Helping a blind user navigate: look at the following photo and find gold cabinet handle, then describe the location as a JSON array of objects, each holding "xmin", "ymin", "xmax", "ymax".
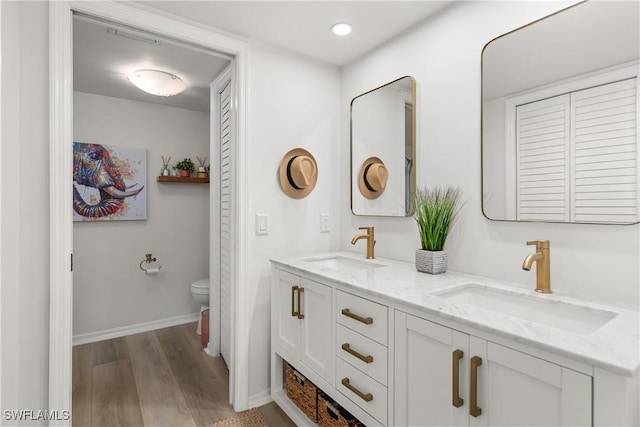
[
  {"xmin": 297, "ymin": 287, "xmax": 305, "ymax": 319},
  {"xmin": 291, "ymin": 286, "xmax": 299, "ymax": 317},
  {"xmin": 470, "ymin": 356, "xmax": 482, "ymax": 417},
  {"xmin": 341, "ymin": 308, "xmax": 373, "ymax": 325},
  {"xmin": 341, "ymin": 378, "xmax": 373, "ymax": 402},
  {"xmin": 452, "ymin": 349, "xmax": 464, "ymax": 408},
  {"xmin": 341, "ymin": 343, "xmax": 373, "ymax": 364}
]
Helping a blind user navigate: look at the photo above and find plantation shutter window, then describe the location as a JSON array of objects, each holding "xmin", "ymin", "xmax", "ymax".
[
  {"xmin": 516, "ymin": 94, "xmax": 571, "ymax": 221},
  {"xmin": 571, "ymin": 78, "xmax": 638, "ymax": 223},
  {"xmin": 514, "ymin": 77, "xmax": 638, "ymax": 223}
]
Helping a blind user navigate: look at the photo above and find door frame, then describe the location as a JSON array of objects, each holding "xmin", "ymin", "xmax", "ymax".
[{"xmin": 49, "ymin": 1, "xmax": 251, "ymax": 420}]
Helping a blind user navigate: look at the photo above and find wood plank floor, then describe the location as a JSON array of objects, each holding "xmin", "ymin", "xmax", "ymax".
[{"xmin": 72, "ymin": 322, "xmax": 295, "ymax": 427}]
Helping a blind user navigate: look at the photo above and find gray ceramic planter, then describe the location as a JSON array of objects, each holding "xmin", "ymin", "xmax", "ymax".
[{"xmin": 415, "ymin": 249, "xmax": 447, "ymax": 274}]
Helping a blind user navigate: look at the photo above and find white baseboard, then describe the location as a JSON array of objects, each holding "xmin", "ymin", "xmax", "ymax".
[
  {"xmin": 248, "ymin": 389, "xmax": 273, "ymax": 409},
  {"xmin": 72, "ymin": 312, "xmax": 200, "ymax": 346}
]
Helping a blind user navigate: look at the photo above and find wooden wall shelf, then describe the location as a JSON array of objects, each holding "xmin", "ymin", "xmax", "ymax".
[{"xmin": 157, "ymin": 176, "xmax": 209, "ymax": 184}]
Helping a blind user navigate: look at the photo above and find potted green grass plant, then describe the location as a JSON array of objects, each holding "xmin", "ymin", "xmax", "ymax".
[{"xmin": 413, "ymin": 185, "xmax": 462, "ymax": 274}]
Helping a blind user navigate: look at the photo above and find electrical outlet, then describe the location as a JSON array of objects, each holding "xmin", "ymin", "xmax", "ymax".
[{"xmin": 320, "ymin": 214, "xmax": 330, "ymax": 233}]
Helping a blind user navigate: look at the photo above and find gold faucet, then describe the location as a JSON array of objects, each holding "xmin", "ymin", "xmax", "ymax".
[
  {"xmin": 522, "ymin": 240, "xmax": 551, "ymax": 293},
  {"xmin": 351, "ymin": 226, "xmax": 375, "ymax": 259}
]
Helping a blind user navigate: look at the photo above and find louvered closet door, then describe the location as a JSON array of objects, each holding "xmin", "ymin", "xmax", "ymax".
[
  {"xmin": 219, "ymin": 81, "xmax": 232, "ymax": 365},
  {"xmin": 516, "ymin": 94, "xmax": 571, "ymax": 221},
  {"xmin": 571, "ymin": 78, "xmax": 638, "ymax": 223}
]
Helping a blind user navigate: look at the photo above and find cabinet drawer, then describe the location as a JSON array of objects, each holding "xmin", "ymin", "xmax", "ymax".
[
  {"xmin": 336, "ymin": 324, "xmax": 387, "ymax": 386},
  {"xmin": 336, "ymin": 291, "xmax": 388, "ymax": 345},
  {"xmin": 336, "ymin": 358, "xmax": 387, "ymax": 425}
]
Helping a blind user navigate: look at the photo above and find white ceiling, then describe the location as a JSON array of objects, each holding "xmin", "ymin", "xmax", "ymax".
[
  {"xmin": 138, "ymin": 1, "xmax": 452, "ymax": 66},
  {"xmin": 73, "ymin": 1, "xmax": 452, "ymax": 112}
]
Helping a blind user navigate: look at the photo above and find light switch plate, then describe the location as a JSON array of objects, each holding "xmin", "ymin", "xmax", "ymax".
[
  {"xmin": 320, "ymin": 214, "xmax": 330, "ymax": 233},
  {"xmin": 256, "ymin": 214, "xmax": 269, "ymax": 235}
]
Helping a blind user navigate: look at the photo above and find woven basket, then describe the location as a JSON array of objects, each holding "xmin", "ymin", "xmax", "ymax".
[
  {"xmin": 318, "ymin": 392, "xmax": 365, "ymax": 427},
  {"xmin": 285, "ymin": 363, "xmax": 319, "ymax": 422}
]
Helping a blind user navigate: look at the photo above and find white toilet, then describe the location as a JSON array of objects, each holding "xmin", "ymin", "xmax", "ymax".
[{"xmin": 190, "ymin": 278, "xmax": 210, "ymax": 335}]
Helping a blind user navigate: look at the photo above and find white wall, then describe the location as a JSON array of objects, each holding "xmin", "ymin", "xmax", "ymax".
[
  {"xmin": 245, "ymin": 43, "xmax": 340, "ymax": 401},
  {"xmin": 73, "ymin": 91, "xmax": 208, "ymax": 336},
  {"xmin": 340, "ymin": 1, "xmax": 640, "ymax": 309},
  {"xmin": 1, "ymin": 1, "xmax": 49, "ymax": 420}
]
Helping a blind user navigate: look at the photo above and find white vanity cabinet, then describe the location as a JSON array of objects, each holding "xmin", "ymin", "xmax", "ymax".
[
  {"xmin": 394, "ymin": 310, "xmax": 592, "ymax": 427},
  {"xmin": 272, "ymin": 268, "xmax": 333, "ymax": 381},
  {"xmin": 271, "ymin": 267, "xmax": 387, "ymax": 427},
  {"xmin": 271, "ymin": 254, "xmax": 639, "ymax": 427}
]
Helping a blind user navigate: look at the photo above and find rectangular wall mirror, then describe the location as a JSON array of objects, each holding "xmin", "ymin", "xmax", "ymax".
[
  {"xmin": 482, "ymin": 1, "xmax": 639, "ymax": 224},
  {"xmin": 351, "ymin": 76, "xmax": 416, "ymax": 216}
]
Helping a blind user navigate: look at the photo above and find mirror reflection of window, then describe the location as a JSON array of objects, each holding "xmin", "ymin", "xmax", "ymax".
[
  {"xmin": 514, "ymin": 78, "xmax": 637, "ymax": 223},
  {"xmin": 482, "ymin": 1, "xmax": 639, "ymax": 224}
]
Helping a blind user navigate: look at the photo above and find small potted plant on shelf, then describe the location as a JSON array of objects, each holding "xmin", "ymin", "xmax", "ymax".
[
  {"xmin": 175, "ymin": 158, "xmax": 195, "ymax": 178},
  {"xmin": 413, "ymin": 185, "xmax": 462, "ymax": 274}
]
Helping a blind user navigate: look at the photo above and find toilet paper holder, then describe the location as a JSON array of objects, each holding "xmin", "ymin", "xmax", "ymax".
[{"xmin": 140, "ymin": 253, "xmax": 162, "ymax": 273}]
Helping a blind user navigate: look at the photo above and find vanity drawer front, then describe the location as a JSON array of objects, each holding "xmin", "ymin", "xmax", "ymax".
[
  {"xmin": 336, "ymin": 358, "xmax": 387, "ymax": 425},
  {"xmin": 336, "ymin": 324, "xmax": 387, "ymax": 386},
  {"xmin": 336, "ymin": 290, "xmax": 388, "ymax": 345}
]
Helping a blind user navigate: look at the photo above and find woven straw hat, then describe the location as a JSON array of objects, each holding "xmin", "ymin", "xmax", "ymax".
[
  {"xmin": 358, "ymin": 157, "xmax": 388, "ymax": 200},
  {"xmin": 279, "ymin": 148, "xmax": 318, "ymax": 199}
]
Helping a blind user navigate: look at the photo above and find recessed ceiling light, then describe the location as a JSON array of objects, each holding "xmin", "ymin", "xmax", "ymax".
[
  {"xmin": 331, "ymin": 23, "xmax": 352, "ymax": 36},
  {"xmin": 127, "ymin": 69, "xmax": 187, "ymax": 97}
]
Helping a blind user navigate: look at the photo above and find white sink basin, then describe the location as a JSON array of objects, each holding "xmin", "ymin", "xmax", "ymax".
[
  {"xmin": 304, "ymin": 255, "xmax": 385, "ymax": 273},
  {"xmin": 435, "ymin": 284, "xmax": 617, "ymax": 334}
]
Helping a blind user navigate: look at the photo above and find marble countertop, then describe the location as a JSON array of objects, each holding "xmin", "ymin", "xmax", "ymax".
[{"xmin": 271, "ymin": 251, "xmax": 640, "ymax": 377}]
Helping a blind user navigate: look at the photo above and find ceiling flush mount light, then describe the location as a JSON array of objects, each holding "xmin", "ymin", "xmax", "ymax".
[
  {"xmin": 331, "ymin": 23, "xmax": 352, "ymax": 36},
  {"xmin": 127, "ymin": 69, "xmax": 187, "ymax": 97}
]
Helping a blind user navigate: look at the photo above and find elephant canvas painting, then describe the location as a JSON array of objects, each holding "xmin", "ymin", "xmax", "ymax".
[{"xmin": 73, "ymin": 142, "xmax": 147, "ymax": 221}]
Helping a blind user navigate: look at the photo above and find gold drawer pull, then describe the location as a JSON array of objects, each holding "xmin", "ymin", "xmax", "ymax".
[
  {"xmin": 341, "ymin": 378, "xmax": 373, "ymax": 402},
  {"xmin": 341, "ymin": 343, "xmax": 373, "ymax": 363},
  {"xmin": 452, "ymin": 349, "xmax": 464, "ymax": 408},
  {"xmin": 297, "ymin": 287, "xmax": 305, "ymax": 319},
  {"xmin": 470, "ymin": 356, "xmax": 482, "ymax": 417},
  {"xmin": 341, "ymin": 308, "xmax": 373, "ymax": 325},
  {"xmin": 291, "ymin": 286, "xmax": 299, "ymax": 317}
]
